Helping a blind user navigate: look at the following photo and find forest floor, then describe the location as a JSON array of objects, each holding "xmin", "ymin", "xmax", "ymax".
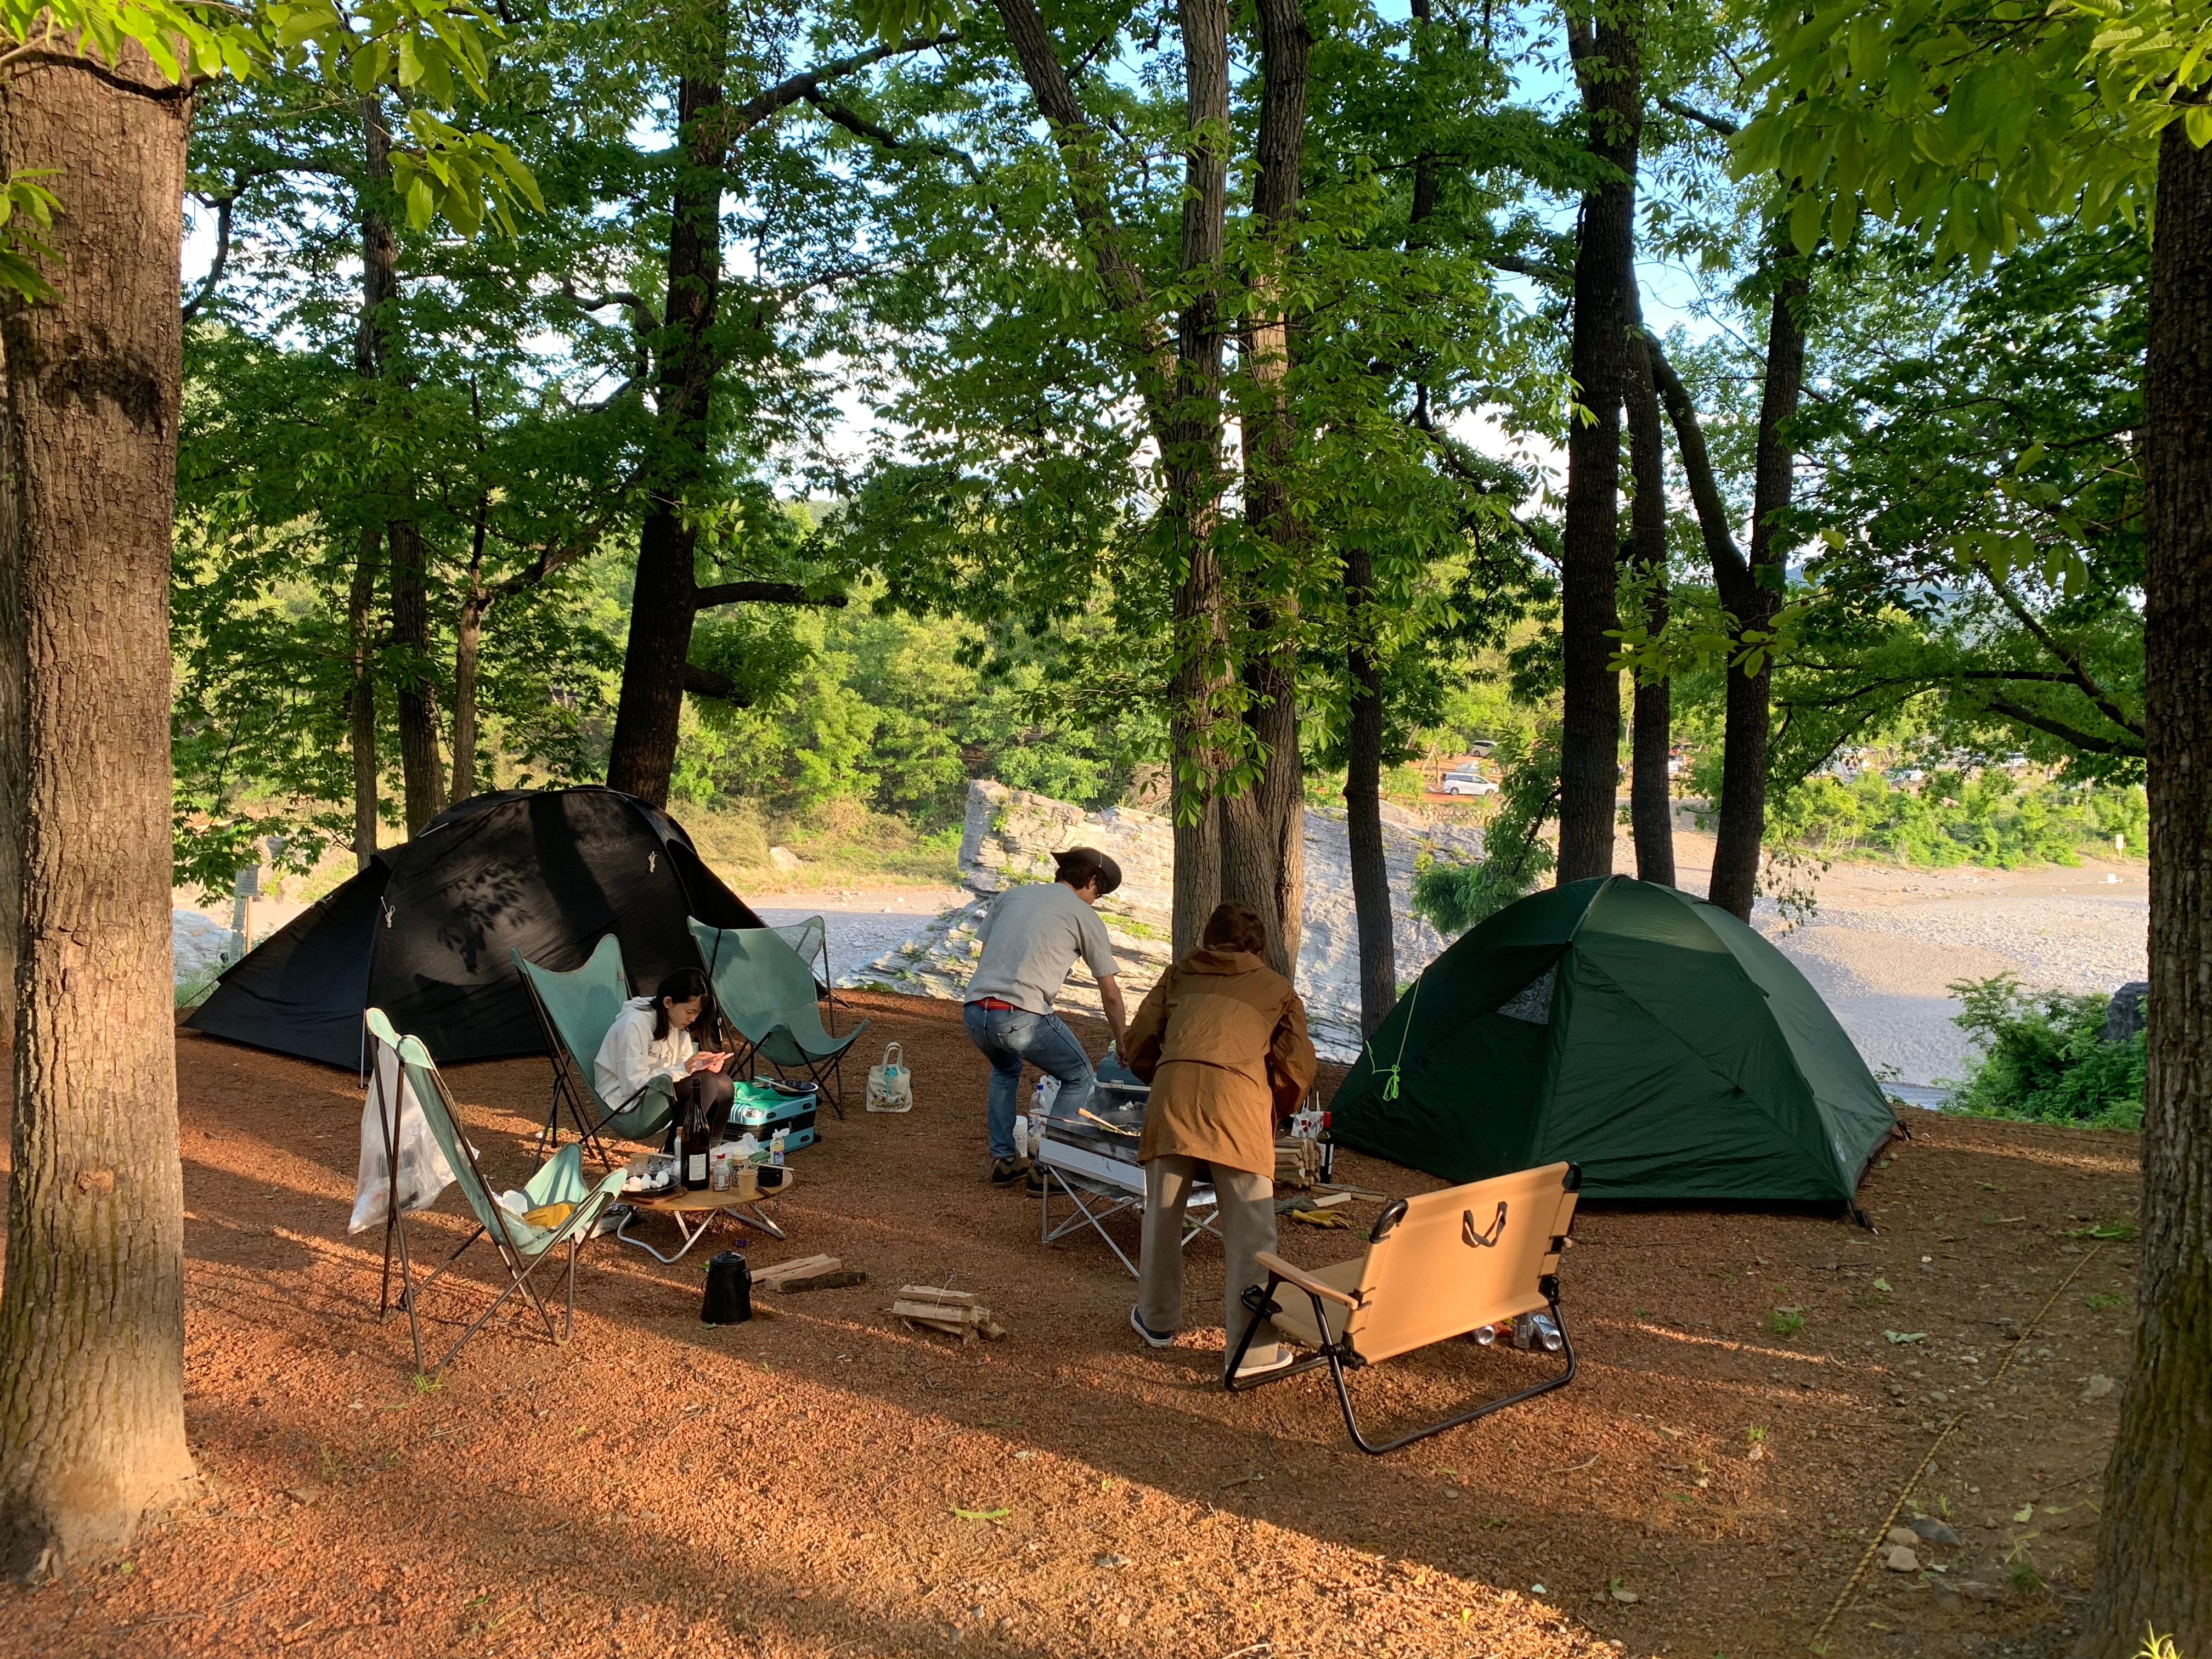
[{"xmin": 0, "ymin": 991, "xmax": 2143, "ymax": 1659}]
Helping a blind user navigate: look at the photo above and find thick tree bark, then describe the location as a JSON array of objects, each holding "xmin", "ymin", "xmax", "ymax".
[
  {"xmin": 357, "ymin": 97, "xmax": 444, "ymax": 834},
  {"xmin": 346, "ymin": 526, "xmax": 379, "ymax": 867},
  {"xmin": 1342, "ymin": 541, "xmax": 1396, "ymax": 1035},
  {"xmin": 1625, "ymin": 319, "xmax": 1674, "ymax": 885},
  {"xmin": 1706, "ymin": 261, "xmax": 1805, "ymax": 921},
  {"xmin": 0, "ymin": 50, "xmax": 198, "ymax": 1574},
  {"xmin": 2077, "ymin": 117, "xmax": 2212, "ymax": 1659},
  {"xmin": 1219, "ymin": 0, "xmax": 1310, "ymax": 975},
  {"xmin": 1556, "ymin": 3, "xmax": 1641, "ymax": 883},
  {"xmin": 1164, "ymin": 0, "xmax": 1232, "ymax": 959}
]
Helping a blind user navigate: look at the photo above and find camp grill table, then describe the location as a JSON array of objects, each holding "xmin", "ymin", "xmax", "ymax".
[
  {"xmin": 1036, "ymin": 1085, "xmax": 1220, "ymax": 1277},
  {"xmin": 612, "ymin": 1161, "xmax": 793, "ymax": 1263}
]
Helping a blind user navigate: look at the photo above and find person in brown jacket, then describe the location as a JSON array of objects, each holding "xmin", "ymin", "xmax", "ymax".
[{"xmin": 1121, "ymin": 902, "xmax": 1318, "ymax": 1380}]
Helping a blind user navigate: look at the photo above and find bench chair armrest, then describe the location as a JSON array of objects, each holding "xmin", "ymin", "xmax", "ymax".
[{"xmin": 1256, "ymin": 1250, "xmax": 1360, "ymax": 1310}]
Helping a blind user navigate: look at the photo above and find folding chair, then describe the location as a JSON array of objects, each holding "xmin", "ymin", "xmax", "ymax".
[
  {"xmin": 1226, "ymin": 1161, "xmax": 1581, "ymax": 1454},
  {"xmin": 690, "ymin": 918, "xmax": 868, "ymax": 1118},
  {"xmin": 512, "ymin": 934, "xmax": 678, "ymax": 1163},
  {"xmin": 383, "ymin": 1016, "xmax": 631, "ymax": 1372}
]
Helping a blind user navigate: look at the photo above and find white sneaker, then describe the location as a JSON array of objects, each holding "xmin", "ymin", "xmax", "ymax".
[
  {"xmin": 1231, "ymin": 1343, "xmax": 1296, "ymax": 1381},
  {"xmin": 1130, "ymin": 1306, "xmax": 1175, "ymax": 1350}
]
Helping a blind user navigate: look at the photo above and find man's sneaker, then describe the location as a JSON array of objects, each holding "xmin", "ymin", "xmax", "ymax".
[
  {"xmin": 1129, "ymin": 1306, "xmax": 1175, "ymax": 1350},
  {"xmin": 1024, "ymin": 1164, "xmax": 1050, "ymax": 1197},
  {"xmin": 990, "ymin": 1155, "xmax": 1032, "ymax": 1187},
  {"xmin": 1229, "ymin": 1343, "xmax": 1298, "ymax": 1383}
]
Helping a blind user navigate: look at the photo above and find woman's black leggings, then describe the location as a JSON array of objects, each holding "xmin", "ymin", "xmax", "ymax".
[{"xmin": 667, "ymin": 1069, "xmax": 735, "ymax": 1144}]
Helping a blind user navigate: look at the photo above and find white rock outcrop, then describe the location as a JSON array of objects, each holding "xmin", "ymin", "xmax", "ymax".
[{"xmin": 845, "ymin": 780, "xmax": 1482, "ymax": 1061}]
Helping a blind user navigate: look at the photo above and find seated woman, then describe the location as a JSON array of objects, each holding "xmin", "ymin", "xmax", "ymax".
[
  {"xmin": 1121, "ymin": 902, "xmax": 1317, "ymax": 1382},
  {"xmin": 594, "ymin": 968, "xmax": 733, "ymax": 1147}
]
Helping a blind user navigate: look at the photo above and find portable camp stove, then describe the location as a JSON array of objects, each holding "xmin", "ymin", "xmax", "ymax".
[{"xmin": 1035, "ymin": 1080, "xmax": 1221, "ymax": 1277}]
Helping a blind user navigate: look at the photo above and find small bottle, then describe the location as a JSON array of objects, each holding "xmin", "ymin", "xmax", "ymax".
[{"xmin": 769, "ymin": 1128, "xmax": 787, "ymax": 1168}]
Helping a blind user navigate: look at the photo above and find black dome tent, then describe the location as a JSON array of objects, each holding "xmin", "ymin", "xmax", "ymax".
[
  {"xmin": 187, "ymin": 787, "xmax": 766, "ymax": 1068},
  {"xmin": 1331, "ymin": 876, "xmax": 1898, "ymax": 1206}
]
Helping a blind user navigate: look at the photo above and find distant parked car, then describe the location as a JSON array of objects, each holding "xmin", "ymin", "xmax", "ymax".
[{"xmin": 1440, "ymin": 768, "xmax": 1498, "ymax": 797}]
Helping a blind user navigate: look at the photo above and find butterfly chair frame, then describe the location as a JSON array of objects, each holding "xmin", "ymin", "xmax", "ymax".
[
  {"xmin": 514, "ymin": 939, "xmax": 673, "ymax": 1167},
  {"xmin": 691, "ymin": 920, "xmax": 865, "ymax": 1119},
  {"xmin": 365, "ymin": 1014, "xmax": 427, "ymax": 1369},
  {"xmin": 1226, "ymin": 1163, "xmax": 1581, "ymax": 1454},
  {"xmin": 391, "ymin": 1032, "xmax": 629, "ymax": 1372}
]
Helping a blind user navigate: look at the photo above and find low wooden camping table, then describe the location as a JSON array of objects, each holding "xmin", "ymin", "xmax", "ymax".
[{"xmin": 613, "ymin": 1164, "xmax": 793, "ymax": 1263}]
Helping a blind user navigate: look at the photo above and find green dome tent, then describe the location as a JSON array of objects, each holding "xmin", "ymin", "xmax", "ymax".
[{"xmin": 1331, "ymin": 876, "xmax": 1897, "ymax": 1205}]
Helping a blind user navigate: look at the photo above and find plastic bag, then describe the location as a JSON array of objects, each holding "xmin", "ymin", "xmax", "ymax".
[{"xmin": 348, "ymin": 1042, "xmax": 458, "ymax": 1234}]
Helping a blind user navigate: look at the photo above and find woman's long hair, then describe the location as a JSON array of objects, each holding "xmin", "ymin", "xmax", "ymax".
[{"xmin": 651, "ymin": 968, "xmax": 712, "ymax": 1042}]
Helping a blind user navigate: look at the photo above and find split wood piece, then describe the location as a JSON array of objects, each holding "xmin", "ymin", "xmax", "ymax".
[
  {"xmin": 890, "ymin": 1284, "xmax": 1007, "ymax": 1343},
  {"xmin": 753, "ymin": 1254, "xmax": 866, "ymax": 1294}
]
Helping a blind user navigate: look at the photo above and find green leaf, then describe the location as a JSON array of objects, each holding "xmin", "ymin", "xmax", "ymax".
[
  {"xmin": 951, "ymin": 1505, "xmax": 1011, "ymax": 1522},
  {"xmin": 1789, "ymin": 190, "xmax": 1825, "ymax": 253}
]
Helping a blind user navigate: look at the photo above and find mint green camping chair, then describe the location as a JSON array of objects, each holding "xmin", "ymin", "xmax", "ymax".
[
  {"xmin": 512, "ymin": 934, "xmax": 677, "ymax": 1164},
  {"xmin": 690, "ymin": 918, "xmax": 866, "ymax": 1118},
  {"xmin": 388, "ymin": 1025, "xmax": 631, "ymax": 1372}
]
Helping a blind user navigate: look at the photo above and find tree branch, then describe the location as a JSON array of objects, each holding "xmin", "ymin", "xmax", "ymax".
[
  {"xmin": 180, "ymin": 193, "xmax": 235, "ymax": 324},
  {"xmin": 1641, "ymin": 330, "xmax": 1750, "ymax": 601},
  {"xmin": 562, "ymin": 277, "xmax": 661, "ymax": 334},
  {"xmin": 1657, "ymin": 95, "xmax": 1740, "ymax": 137},
  {"xmin": 1486, "ymin": 251, "xmax": 1571, "ymax": 289},
  {"xmin": 1967, "ymin": 558, "xmax": 2145, "ymax": 740},
  {"xmin": 681, "ymin": 663, "xmax": 747, "ymax": 701},
  {"xmin": 694, "ymin": 580, "xmax": 848, "ymax": 609},
  {"xmin": 1976, "ymin": 695, "xmax": 2143, "ymax": 757},
  {"xmin": 723, "ymin": 32, "xmax": 961, "ymax": 139},
  {"xmin": 803, "ymin": 91, "xmax": 982, "ymax": 180}
]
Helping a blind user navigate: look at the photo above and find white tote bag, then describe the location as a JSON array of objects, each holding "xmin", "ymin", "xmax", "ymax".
[{"xmin": 865, "ymin": 1042, "xmax": 913, "ymax": 1113}]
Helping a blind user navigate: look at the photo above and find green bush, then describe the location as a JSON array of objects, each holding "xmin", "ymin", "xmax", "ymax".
[
  {"xmin": 1735, "ymin": 766, "xmax": 2147, "ymax": 870},
  {"xmin": 1944, "ymin": 973, "xmax": 2145, "ymax": 1130}
]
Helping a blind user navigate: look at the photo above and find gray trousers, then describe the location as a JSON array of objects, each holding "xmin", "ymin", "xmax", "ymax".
[{"xmin": 1138, "ymin": 1155, "xmax": 1280, "ymax": 1363}]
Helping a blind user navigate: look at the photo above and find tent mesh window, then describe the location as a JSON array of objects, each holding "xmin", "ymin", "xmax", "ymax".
[{"xmin": 1496, "ymin": 965, "xmax": 1556, "ymax": 1025}]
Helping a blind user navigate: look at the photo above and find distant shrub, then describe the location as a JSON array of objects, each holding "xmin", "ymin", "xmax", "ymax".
[
  {"xmin": 1944, "ymin": 973, "xmax": 2145, "ymax": 1130},
  {"xmin": 1752, "ymin": 770, "xmax": 2147, "ymax": 870}
]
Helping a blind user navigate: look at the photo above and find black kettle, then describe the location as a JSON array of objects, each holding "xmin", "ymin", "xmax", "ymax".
[{"xmin": 702, "ymin": 1250, "xmax": 752, "ymax": 1325}]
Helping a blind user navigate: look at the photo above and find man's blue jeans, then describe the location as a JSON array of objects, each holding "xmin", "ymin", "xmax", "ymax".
[{"xmin": 963, "ymin": 1003, "xmax": 1096, "ymax": 1160}]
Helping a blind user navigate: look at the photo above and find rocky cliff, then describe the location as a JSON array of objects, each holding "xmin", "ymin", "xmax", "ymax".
[{"xmin": 844, "ymin": 780, "xmax": 1482, "ymax": 1060}]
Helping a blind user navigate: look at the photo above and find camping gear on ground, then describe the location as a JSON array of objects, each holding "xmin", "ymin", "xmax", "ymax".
[
  {"xmin": 727, "ymin": 1077, "xmax": 819, "ymax": 1153},
  {"xmin": 373, "ymin": 1009, "xmax": 631, "ymax": 1372},
  {"xmin": 865, "ymin": 1042, "xmax": 912, "ymax": 1113},
  {"xmin": 188, "ymin": 787, "xmax": 768, "ymax": 1069},
  {"xmin": 1331, "ymin": 876, "xmax": 1898, "ymax": 1207},
  {"xmin": 690, "ymin": 918, "xmax": 867, "ymax": 1116},
  {"xmin": 1226, "ymin": 1161, "xmax": 1581, "ymax": 1454},
  {"xmin": 514, "ymin": 932, "xmax": 679, "ymax": 1161},
  {"xmin": 349, "ymin": 1031, "xmax": 457, "ymax": 1238},
  {"xmin": 702, "ymin": 1251, "xmax": 753, "ymax": 1325},
  {"xmin": 612, "ymin": 1155, "xmax": 792, "ymax": 1263},
  {"xmin": 1036, "ymin": 1082, "xmax": 1222, "ymax": 1278}
]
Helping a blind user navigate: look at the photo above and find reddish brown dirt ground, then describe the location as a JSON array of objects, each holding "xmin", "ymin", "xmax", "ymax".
[{"xmin": 0, "ymin": 989, "xmax": 2143, "ymax": 1659}]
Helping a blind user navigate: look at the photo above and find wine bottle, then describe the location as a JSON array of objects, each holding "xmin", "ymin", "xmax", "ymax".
[{"xmin": 682, "ymin": 1091, "xmax": 710, "ymax": 1191}]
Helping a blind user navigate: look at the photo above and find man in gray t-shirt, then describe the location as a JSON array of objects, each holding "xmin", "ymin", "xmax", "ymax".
[{"xmin": 964, "ymin": 846, "xmax": 1128, "ymax": 1187}]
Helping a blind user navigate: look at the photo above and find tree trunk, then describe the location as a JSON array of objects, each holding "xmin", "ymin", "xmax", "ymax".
[
  {"xmin": 2076, "ymin": 116, "xmax": 2212, "ymax": 1659},
  {"xmin": 1625, "ymin": 314, "xmax": 1674, "ymax": 885},
  {"xmin": 1706, "ymin": 259, "xmax": 1805, "ymax": 921},
  {"xmin": 450, "ymin": 506, "xmax": 488, "ymax": 804},
  {"xmin": 605, "ymin": 47, "xmax": 729, "ymax": 808},
  {"xmin": 0, "ymin": 50, "xmax": 198, "ymax": 1576},
  {"xmin": 1164, "ymin": 0, "xmax": 1232, "ymax": 959},
  {"xmin": 357, "ymin": 96, "xmax": 443, "ymax": 834},
  {"xmin": 1556, "ymin": 3, "xmax": 1641, "ymax": 884},
  {"xmin": 347, "ymin": 526, "xmax": 379, "ymax": 867},
  {"xmin": 1343, "ymin": 541, "xmax": 1396, "ymax": 1035},
  {"xmin": 1219, "ymin": 0, "xmax": 1310, "ymax": 975}
]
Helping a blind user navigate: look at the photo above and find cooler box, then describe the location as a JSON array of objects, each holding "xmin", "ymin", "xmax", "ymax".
[{"xmin": 726, "ymin": 1078, "xmax": 819, "ymax": 1152}]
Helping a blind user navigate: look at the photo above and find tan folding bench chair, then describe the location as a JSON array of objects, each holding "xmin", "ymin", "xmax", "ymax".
[{"xmin": 1226, "ymin": 1161, "xmax": 1581, "ymax": 1453}]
